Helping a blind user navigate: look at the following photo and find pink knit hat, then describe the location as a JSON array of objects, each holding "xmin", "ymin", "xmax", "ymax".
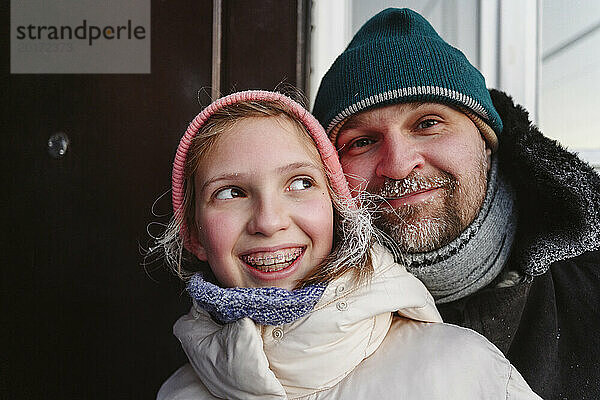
[{"xmin": 172, "ymin": 90, "xmax": 353, "ymax": 258}]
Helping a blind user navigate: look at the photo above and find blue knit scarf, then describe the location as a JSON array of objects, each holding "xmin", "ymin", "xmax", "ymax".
[{"xmin": 187, "ymin": 274, "xmax": 326, "ymax": 326}]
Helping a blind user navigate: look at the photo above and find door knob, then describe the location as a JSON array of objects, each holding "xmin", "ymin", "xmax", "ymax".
[{"xmin": 47, "ymin": 132, "xmax": 70, "ymax": 159}]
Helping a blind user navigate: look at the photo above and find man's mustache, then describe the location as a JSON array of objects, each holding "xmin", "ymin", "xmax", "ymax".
[{"xmin": 376, "ymin": 173, "xmax": 454, "ymax": 199}]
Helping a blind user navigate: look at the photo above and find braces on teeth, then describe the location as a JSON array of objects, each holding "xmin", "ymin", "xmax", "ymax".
[{"xmin": 243, "ymin": 248, "xmax": 303, "ymax": 267}]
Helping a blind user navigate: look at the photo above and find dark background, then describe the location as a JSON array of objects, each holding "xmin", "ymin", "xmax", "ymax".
[{"xmin": 2, "ymin": 1, "xmax": 309, "ymax": 398}]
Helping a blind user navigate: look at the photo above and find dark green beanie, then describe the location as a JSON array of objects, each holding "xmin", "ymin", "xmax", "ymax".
[{"xmin": 313, "ymin": 8, "xmax": 503, "ymax": 145}]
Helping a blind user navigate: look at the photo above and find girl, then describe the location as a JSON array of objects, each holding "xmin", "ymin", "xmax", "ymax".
[{"xmin": 156, "ymin": 91, "xmax": 540, "ymax": 399}]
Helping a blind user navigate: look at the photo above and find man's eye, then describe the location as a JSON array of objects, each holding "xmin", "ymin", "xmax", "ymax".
[
  {"xmin": 349, "ymin": 137, "xmax": 375, "ymax": 148},
  {"xmin": 215, "ymin": 187, "xmax": 244, "ymax": 199},
  {"xmin": 287, "ymin": 177, "xmax": 313, "ymax": 191},
  {"xmin": 418, "ymin": 119, "xmax": 439, "ymax": 129}
]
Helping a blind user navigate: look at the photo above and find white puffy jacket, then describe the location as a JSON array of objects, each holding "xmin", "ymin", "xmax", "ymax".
[{"xmin": 158, "ymin": 245, "xmax": 541, "ymax": 399}]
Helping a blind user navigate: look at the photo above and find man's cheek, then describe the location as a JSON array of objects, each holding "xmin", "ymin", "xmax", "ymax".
[
  {"xmin": 348, "ymin": 159, "xmax": 378, "ymax": 189},
  {"xmin": 341, "ymin": 165, "xmax": 371, "ymax": 193}
]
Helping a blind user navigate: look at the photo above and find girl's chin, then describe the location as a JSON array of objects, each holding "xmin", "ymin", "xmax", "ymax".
[{"xmin": 242, "ymin": 251, "xmax": 307, "ymax": 288}]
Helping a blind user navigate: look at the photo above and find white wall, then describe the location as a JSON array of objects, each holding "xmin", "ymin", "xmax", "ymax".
[
  {"xmin": 309, "ymin": 0, "xmax": 352, "ymax": 105},
  {"xmin": 539, "ymin": 0, "xmax": 600, "ymax": 161}
]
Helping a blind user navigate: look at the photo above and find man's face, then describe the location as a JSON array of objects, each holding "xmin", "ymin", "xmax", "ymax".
[{"xmin": 336, "ymin": 102, "xmax": 492, "ymax": 253}]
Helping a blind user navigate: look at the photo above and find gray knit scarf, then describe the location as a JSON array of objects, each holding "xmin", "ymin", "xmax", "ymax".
[{"xmin": 403, "ymin": 157, "xmax": 517, "ymax": 304}]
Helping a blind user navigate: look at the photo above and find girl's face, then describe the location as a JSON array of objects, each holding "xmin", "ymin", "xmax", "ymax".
[{"xmin": 193, "ymin": 116, "xmax": 334, "ymax": 290}]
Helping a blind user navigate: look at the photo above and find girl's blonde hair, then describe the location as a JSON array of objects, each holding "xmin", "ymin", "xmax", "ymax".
[{"xmin": 156, "ymin": 98, "xmax": 389, "ymax": 288}]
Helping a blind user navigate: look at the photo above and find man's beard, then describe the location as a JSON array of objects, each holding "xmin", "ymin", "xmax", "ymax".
[{"xmin": 374, "ymin": 165, "xmax": 488, "ymax": 253}]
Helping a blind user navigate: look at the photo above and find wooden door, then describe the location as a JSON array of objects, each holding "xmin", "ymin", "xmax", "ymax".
[{"xmin": 3, "ymin": 1, "xmax": 309, "ymax": 398}]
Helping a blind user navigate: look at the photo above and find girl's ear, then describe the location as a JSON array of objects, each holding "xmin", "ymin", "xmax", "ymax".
[
  {"xmin": 195, "ymin": 244, "xmax": 208, "ymax": 261},
  {"xmin": 189, "ymin": 222, "xmax": 208, "ymax": 261}
]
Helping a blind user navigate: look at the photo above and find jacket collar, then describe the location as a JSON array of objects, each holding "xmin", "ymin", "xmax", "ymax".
[
  {"xmin": 173, "ymin": 244, "xmax": 441, "ymax": 399},
  {"xmin": 491, "ymin": 90, "xmax": 600, "ymax": 275}
]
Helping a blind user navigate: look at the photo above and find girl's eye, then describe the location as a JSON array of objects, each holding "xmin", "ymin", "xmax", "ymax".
[
  {"xmin": 417, "ymin": 119, "xmax": 439, "ymax": 129},
  {"xmin": 287, "ymin": 177, "xmax": 313, "ymax": 191},
  {"xmin": 214, "ymin": 187, "xmax": 244, "ymax": 200}
]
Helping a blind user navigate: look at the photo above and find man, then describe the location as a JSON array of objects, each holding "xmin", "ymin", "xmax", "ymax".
[{"xmin": 313, "ymin": 8, "xmax": 600, "ymax": 400}]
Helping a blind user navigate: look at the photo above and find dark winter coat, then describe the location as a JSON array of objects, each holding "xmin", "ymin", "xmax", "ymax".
[{"xmin": 438, "ymin": 90, "xmax": 600, "ymax": 400}]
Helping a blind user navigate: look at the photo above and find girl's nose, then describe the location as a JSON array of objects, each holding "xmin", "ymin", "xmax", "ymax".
[
  {"xmin": 246, "ymin": 195, "xmax": 290, "ymax": 236},
  {"xmin": 375, "ymin": 135, "xmax": 426, "ymax": 180}
]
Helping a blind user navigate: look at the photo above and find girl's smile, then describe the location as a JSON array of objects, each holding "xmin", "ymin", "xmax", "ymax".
[
  {"xmin": 240, "ymin": 246, "xmax": 305, "ymax": 272},
  {"xmin": 192, "ymin": 116, "xmax": 334, "ymax": 290},
  {"xmin": 240, "ymin": 245, "xmax": 306, "ymax": 283}
]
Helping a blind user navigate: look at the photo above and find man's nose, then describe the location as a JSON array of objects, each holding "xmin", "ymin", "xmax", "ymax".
[
  {"xmin": 375, "ymin": 135, "xmax": 425, "ymax": 180},
  {"xmin": 246, "ymin": 195, "xmax": 290, "ymax": 236}
]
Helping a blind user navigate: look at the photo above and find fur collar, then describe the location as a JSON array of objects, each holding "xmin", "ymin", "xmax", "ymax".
[{"xmin": 490, "ymin": 90, "xmax": 600, "ymax": 276}]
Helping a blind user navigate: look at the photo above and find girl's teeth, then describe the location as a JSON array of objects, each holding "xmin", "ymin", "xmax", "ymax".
[{"xmin": 242, "ymin": 248, "xmax": 303, "ymax": 270}]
